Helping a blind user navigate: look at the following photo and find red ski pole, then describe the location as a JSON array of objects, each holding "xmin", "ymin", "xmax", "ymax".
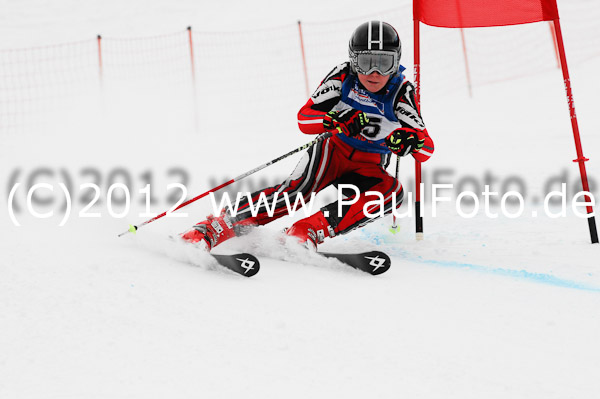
[{"xmin": 118, "ymin": 132, "xmax": 333, "ymax": 237}]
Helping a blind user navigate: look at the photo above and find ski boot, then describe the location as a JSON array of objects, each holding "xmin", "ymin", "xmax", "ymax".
[
  {"xmin": 181, "ymin": 213, "xmax": 236, "ymax": 251},
  {"xmin": 285, "ymin": 211, "xmax": 334, "ymax": 251}
]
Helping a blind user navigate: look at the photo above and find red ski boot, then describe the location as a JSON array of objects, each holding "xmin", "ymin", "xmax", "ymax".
[
  {"xmin": 181, "ymin": 213, "xmax": 236, "ymax": 251},
  {"xmin": 285, "ymin": 211, "xmax": 334, "ymax": 250}
]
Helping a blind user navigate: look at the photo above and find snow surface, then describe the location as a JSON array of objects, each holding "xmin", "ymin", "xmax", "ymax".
[{"xmin": 1, "ymin": 1, "xmax": 600, "ymax": 398}]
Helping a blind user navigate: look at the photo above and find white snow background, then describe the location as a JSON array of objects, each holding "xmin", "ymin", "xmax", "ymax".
[{"xmin": 1, "ymin": 0, "xmax": 600, "ymax": 398}]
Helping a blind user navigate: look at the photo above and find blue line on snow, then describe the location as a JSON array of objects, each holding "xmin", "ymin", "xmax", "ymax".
[
  {"xmin": 357, "ymin": 230, "xmax": 600, "ymax": 292},
  {"xmin": 414, "ymin": 257, "xmax": 600, "ymax": 293}
]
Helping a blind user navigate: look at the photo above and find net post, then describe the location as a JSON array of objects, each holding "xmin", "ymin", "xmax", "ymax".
[
  {"xmin": 459, "ymin": 28, "xmax": 473, "ymax": 97},
  {"xmin": 297, "ymin": 20, "xmax": 311, "ymax": 99},
  {"xmin": 97, "ymin": 35, "xmax": 103, "ymax": 86},
  {"xmin": 187, "ymin": 26, "xmax": 200, "ymax": 133}
]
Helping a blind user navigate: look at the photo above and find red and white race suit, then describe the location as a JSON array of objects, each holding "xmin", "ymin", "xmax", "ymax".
[{"xmin": 229, "ymin": 62, "xmax": 435, "ymax": 236}]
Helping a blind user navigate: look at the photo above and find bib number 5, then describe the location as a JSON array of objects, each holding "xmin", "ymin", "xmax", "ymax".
[{"xmin": 360, "ymin": 116, "xmax": 381, "ymax": 139}]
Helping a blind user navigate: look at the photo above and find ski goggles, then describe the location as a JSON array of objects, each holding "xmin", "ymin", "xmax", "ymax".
[{"xmin": 352, "ymin": 51, "xmax": 399, "ymax": 76}]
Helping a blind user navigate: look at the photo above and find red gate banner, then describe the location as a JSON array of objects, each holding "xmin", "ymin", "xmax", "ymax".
[
  {"xmin": 412, "ymin": 0, "xmax": 598, "ymax": 243},
  {"xmin": 414, "ymin": 0, "xmax": 559, "ymax": 28}
]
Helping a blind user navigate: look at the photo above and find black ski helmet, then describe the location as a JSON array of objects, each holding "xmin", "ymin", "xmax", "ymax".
[{"xmin": 348, "ymin": 21, "xmax": 402, "ymax": 76}]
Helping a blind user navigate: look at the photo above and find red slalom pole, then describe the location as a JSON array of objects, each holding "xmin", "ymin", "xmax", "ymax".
[
  {"xmin": 118, "ymin": 132, "xmax": 333, "ymax": 237},
  {"xmin": 548, "ymin": 21, "xmax": 561, "ymax": 69},
  {"xmin": 413, "ymin": 19, "xmax": 424, "ymax": 240},
  {"xmin": 552, "ymin": 18, "xmax": 598, "ymax": 243}
]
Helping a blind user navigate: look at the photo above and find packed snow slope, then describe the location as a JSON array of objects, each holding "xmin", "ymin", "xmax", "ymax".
[{"xmin": 1, "ymin": 1, "xmax": 600, "ymax": 398}]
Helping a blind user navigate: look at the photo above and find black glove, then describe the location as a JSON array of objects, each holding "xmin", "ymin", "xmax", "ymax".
[
  {"xmin": 323, "ymin": 109, "xmax": 369, "ymax": 137},
  {"xmin": 385, "ymin": 127, "xmax": 425, "ymax": 156}
]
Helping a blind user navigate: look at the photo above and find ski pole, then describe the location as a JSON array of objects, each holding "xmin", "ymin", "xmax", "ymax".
[
  {"xmin": 389, "ymin": 155, "xmax": 401, "ymax": 234},
  {"xmin": 118, "ymin": 132, "xmax": 333, "ymax": 237}
]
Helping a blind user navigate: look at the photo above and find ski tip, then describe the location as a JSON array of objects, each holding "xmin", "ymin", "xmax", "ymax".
[
  {"xmin": 236, "ymin": 253, "xmax": 260, "ymax": 277},
  {"xmin": 212, "ymin": 253, "xmax": 260, "ymax": 277},
  {"xmin": 320, "ymin": 250, "xmax": 391, "ymax": 276},
  {"xmin": 361, "ymin": 251, "xmax": 391, "ymax": 275}
]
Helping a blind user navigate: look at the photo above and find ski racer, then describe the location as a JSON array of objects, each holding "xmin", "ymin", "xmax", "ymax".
[{"xmin": 181, "ymin": 20, "xmax": 435, "ymax": 251}]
